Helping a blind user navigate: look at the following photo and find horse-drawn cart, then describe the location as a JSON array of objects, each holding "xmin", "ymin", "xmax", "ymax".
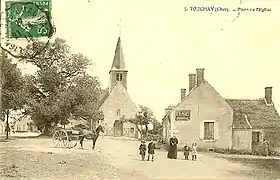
[
  {"xmin": 52, "ymin": 124, "xmax": 104, "ymax": 149},
  {"xmin": 52, "ymin": 129, "xmax": 81, "ymax": 148}
]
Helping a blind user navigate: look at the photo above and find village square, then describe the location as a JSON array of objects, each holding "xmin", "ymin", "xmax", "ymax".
[
  {"xmin": 1, "ymin": 33, "xmax": 280, "ymax": 179},
  {"xmin": 1, "ymin": 0, "xmax": 280, "ymax": 179}
]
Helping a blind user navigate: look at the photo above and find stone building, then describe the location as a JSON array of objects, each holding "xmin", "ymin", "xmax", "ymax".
[
  {"xmin": 162, "ymin": 68, "xmax": 280, "ymax": 152},
  {"xmin": 98, "ymin": 37, "xmax": 139, "ymax": 138},
  {"xmin": 13, "ymin": 115, "xmax": 38, "ymax": 132}
]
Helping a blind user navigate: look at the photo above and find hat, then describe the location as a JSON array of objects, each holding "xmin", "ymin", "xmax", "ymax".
[{"xmin": 141, "ymin": 140, "xmax": 145, "ymax": 143}]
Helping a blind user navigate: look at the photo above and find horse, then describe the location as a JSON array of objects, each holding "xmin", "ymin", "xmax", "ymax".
[{"xmin": 78, "ymin": 125, "xmax": 104, "ymax": 150}]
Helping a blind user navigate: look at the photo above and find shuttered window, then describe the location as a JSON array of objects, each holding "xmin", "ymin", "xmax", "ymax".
[{"xmin": 204, "ymin": 122, "xmax": 214, "ymax": 140}]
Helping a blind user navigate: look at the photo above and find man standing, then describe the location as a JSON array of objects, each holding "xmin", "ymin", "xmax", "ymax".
[
  {"xmin": 5, "ymin": 123, "xmax": 11, "ymax": 139},
  {"xmin": 147, "ymin": 139, "xmax": 156, "ymax": 161},
  {"xmin": 167, "ymin": 134, "xmax": 178, "ymax": 159}
]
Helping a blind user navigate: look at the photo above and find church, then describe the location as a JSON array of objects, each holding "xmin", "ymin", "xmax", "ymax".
[{"xmin": 98, "ymin": 37, "xmax": 139, "ymax": 138}]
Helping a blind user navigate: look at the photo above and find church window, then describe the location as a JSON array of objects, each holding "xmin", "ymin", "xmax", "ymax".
[
  {"xmin": 130, "ymin": 127, "xmax": 134, "ymax": 133},
  {"xmin": 116, "ymin": 109, "xmax": 121, "ymax": 116},
  {"xmin": 204, "ymin": 122, "xmax": 214, "ymax": 140},
  {"xmin": 116, "ymin": 73, "xmax": 123, "ymax": 81}
]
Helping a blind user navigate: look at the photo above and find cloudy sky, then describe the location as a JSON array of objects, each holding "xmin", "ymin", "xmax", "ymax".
[{"xmin": 2, "ymin": 0, "xmax": 280, "ymax": 121}]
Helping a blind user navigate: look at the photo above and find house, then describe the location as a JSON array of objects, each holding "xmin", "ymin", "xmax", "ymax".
[
  {"xmin": 162, "ymin": 68, "xmax": 280, "ymax": 152},
  {"xmin": 13, "ymin": 115, "xmax": 39, "ymax": 132},
  {"xmin": 0, "ymin": 121, "xmax": 6, "ymax": 134},
  {"xmin": 98, "ymin": 37, "xmax": 139, "ymax": 138},
  {"xmin": 226, "ymin": 93, "xmax": 280, "ymax": 151},
  {"xmin": 59, "ymin": 118, "xmax": 89, "ymax": 130}
]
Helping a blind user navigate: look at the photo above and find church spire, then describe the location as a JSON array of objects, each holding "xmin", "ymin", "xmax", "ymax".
[
  {"xmin": 111, "ymin": 18, "xmax": 126, "ymax": 70},
  {"xmin": 111, "ymin": 37, "xmax": 126, "ymax": 70}
]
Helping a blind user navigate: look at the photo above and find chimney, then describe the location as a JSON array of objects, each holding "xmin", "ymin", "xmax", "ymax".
[
  {"xmin": 189, "ymin": 74, "xmax": 196, "ymax": 92},
  {"xmin": 180, "ymin": 88, "xmax": 186, "ymax": 100},
  {"xmin": 265, "ymin": 87, "xmax": 272, "ymax": 105},
  {"xmin": 196, "ymin": 68, "xmax": 205, "ymax": 86}
]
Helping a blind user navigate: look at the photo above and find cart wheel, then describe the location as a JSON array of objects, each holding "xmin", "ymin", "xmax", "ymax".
[
  {"xmin": 64, "ymin": 136, "xmax": 78, "ymax": 148},
  {"xmin": 53, "ymin": 130, "xmax": 68, "ymax": 148}
]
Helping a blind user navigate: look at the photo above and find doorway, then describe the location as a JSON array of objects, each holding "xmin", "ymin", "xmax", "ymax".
[
  {"xmin": 113, "ymin": 120, "xmax": 123, "ymax": 137},
  {"xmin": 252, "ymin": 131, "xmax": 261, "ymax": 152}
]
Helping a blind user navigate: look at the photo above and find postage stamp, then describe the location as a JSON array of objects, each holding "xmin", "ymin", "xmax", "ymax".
[
  {"xmin": 6, "ymin": 0, "xmax": 52, "ymax": 38},
  {"xmin": 1, "ymin": 0, "xmax": 54, "ymax": 58}
]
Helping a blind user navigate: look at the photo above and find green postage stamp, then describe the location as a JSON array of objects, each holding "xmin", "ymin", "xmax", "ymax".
[{"xmin": 6, "ymin": 0, "xmax": 52, "ymax": 38}]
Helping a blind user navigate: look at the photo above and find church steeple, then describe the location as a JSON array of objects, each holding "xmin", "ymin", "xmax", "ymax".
[
  {"xmin": 109, "ymin": 36, "xmax": 128, "ymax": 92},
  {"xmin": 111, "ymin": 37, "xmax": 126, "ymax": 70}
]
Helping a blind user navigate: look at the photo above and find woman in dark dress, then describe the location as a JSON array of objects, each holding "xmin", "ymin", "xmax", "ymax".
[{"xmin": 167, "ymin": 135, "xmax": 179, "ymax": 159}]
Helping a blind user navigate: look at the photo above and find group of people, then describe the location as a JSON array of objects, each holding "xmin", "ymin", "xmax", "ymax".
[
  {"xmin": 167, "ymin": 135, "xmax": 198, "ymax": 161},
  {"xmin": 183, "ymin": 142, "xmax": 198, "ymax": 161},
  {"xmin": 139, "ymin": 139, "xmax": 156, "ymax": 161},
  {"xmin": 138, "ymin": 135, "xmax": 198, "ymax": 162}
]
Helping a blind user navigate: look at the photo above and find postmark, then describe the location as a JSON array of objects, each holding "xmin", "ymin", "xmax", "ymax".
[{"xmin": 1, "ymin": 0, "xmax": 55, "ymax": 58}]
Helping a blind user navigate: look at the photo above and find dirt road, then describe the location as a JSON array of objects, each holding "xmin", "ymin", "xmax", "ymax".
[{"xmin": 0, "ymin": 136, "xmax": 279, "ymax": 180}]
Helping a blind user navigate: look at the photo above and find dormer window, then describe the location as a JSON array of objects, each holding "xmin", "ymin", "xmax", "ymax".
[{"xmin": 116, "ymin": 73, "xmax": 123, "ymax": 81}]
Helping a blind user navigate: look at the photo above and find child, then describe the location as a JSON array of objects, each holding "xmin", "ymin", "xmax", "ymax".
[
  {"xmin": 191, "ymin": 142, "xmax": 198, "ymax": 161},
  {"xmin": 183, "ymin": 143, "xmax": 190, "ymax": 160},
  {"xmin": 147, "ymin": 139, "xmax": 156, "ymax": 161},
  {"xmin": 139, "ymin": 140, "xmax": 147, "ymax": 161}
]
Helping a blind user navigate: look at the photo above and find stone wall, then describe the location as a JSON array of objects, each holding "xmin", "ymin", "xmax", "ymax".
[{"xmin": 232, "ymin": 129, "xmax": 252, "ymax": 151}]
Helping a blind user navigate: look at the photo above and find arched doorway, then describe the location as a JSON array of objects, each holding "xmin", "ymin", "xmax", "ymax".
[{"xmin": 113, "ymin": 120, "xmax": 123, "ymax": 137}]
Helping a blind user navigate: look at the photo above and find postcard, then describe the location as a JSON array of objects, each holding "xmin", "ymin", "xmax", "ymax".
[{"xmin": 1, "ymin": 0, "xmax": 279, "ymax": 179}]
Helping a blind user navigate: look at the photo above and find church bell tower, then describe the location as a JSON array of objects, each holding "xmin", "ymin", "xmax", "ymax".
[{"xmin": 109, "ymin": 37, "xmax": 128, "ymax": 92}]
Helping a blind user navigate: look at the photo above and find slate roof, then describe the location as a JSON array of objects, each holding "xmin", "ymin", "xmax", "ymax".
[
  {"xmin": 231, "ymin": 113, "xmax": 252, "ymax": 129},
  {"xmin": 225, "ymin": 99, "xmax": 280, "ymax": 129},
  {"xmin": 97, "ymin": 88, "xmax": 110, "ymax": 109},
  {"xmin": 111, "ymin": 37, "xmax": 126, "ymax": 70}
]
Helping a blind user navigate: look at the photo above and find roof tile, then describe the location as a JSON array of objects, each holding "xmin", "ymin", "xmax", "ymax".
[{"xmin": 225, "ymin": 99, "xmax": 280, "ymax": 129}]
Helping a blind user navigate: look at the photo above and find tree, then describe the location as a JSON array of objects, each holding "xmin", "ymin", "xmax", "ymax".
[
  {"xmin": 124, "ymin": 105, "xmax": 157, "ymax": 139},
  {"xmin": 67, "ymin": 75, "xmax": 105, "ymax": 129},
  {"xmin": 0, "ymin": 51, "xmax": 25, "ymax": 139},
  {"xmin": 21, "ymin": 38, "xmax": 104, "ymax": 135},
  {"xmin": 149, "ymin": 118, "xmax": 163, "ymax": 136}
]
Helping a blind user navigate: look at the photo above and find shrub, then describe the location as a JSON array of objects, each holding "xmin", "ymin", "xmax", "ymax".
[
  {"xmin": 214, "ymin": 148, "xmax": 252, "ymax": 155},
  {"xmin": 270, "ymin": 147, "xmax": 280, "ymax": 156},
  {"xmin": 214, "ymin": 148, "xmax": 230, "ymax": 154}
]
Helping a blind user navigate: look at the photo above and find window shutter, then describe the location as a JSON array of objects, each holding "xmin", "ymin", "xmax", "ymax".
[
  {"xmin": 199, "ymin": 121, "xmax": 204, "ymax": 139},
  {"xmin": 214, "ymin": 122, "xmax": 219, "ymax": 140}
]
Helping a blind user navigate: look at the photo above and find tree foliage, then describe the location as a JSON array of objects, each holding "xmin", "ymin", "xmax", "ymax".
[
  {"xmin": 0, "ymin": 51, "xmax": 26, "ymax": 116},
  {"xmin": 124, "ymin": 105, "xmax": 161, "ymax": 139},
  {"xmin": 21, "ymin": 38, "xmax": 104, "ymax": 135},
  {"xmin": 0, "ymin": 51, "xmax": 26, "ymax": 138}
]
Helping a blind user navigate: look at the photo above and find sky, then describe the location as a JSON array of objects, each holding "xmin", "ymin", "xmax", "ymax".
[{"xmin": 2, "ymin": 0, "xmax": 280, "ymax": 121}]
